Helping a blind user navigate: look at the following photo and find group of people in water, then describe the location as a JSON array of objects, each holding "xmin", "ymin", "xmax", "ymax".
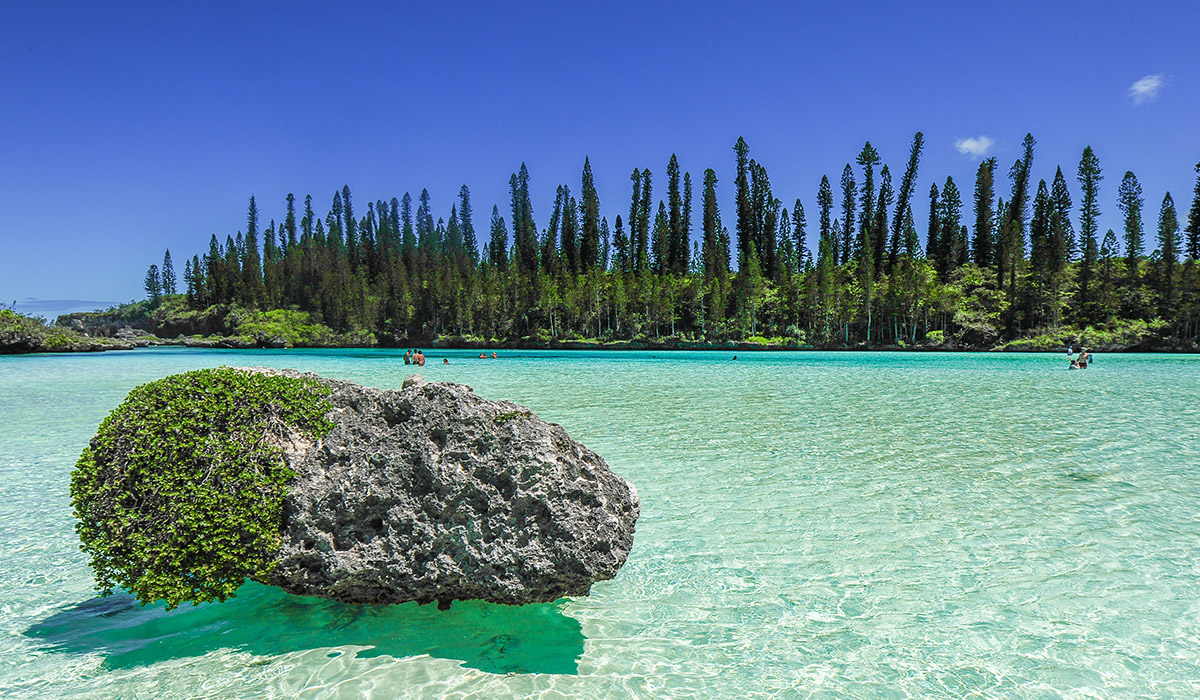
[
  {"xmin": 1067, "ymin": 345, "xmax": 1093, "ymax": 370},
  {"xmin": 403, "ymin": 349, "xmax": 499, "ymax": 365}
]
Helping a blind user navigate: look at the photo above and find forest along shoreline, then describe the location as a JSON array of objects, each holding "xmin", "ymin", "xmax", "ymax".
[
  {"xmin": 2, "ymin": 302, "xmax": 1194, "ymax": 355},
  {"xmin": 8, "ymin": 134, "xmax": 1200, "ymax": 356}
]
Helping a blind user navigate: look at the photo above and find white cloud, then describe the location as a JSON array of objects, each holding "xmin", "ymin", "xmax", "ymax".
[
  {"xmin": 954, "ymin": 136, "xmax": 994, "ymax": 158},
  {"xmin": 1129, "ymin": 74, "xmax": 1165, "ymax": 105}
]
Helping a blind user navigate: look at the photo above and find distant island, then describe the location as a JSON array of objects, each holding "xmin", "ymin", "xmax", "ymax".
[{"xmin": 5, "ymin": 134, "xmax": 1199, "ymax": 355}]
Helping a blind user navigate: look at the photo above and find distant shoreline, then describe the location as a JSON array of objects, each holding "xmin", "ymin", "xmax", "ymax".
[{"xmin": 7, "ymin": 336, "xmax": 1198, "ymax": 356}]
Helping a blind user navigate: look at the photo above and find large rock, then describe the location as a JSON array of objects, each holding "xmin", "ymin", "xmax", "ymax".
[{"xmin": 255, "ymin": 369, "xmax": 639, "ymax": 608}]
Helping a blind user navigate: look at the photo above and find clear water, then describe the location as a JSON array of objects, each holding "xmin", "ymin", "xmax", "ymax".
[{"xmin": 2, "ymin": 348, "xmax": 1199, "ymax": 699}]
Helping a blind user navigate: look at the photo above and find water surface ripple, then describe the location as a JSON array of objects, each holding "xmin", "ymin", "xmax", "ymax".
[{"xmin": 1, "ymin": 349, "xmax": 1198, "ymax": 698}]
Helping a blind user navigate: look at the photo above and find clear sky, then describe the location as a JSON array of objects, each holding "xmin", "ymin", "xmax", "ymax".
[{"xmin": 2, "ymin": 1, "xmax": 1197, "ymax": 314}]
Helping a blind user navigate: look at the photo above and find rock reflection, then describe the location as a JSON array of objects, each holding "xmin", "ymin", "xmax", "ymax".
[{"xmin": 26, "ymin": 582, "xmax": 585, "ymax": 675}]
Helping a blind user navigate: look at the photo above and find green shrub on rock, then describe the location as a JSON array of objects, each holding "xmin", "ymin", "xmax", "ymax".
[{"xmin": 70, "ymin": 367, "xmax": 334, "ymax": 609}]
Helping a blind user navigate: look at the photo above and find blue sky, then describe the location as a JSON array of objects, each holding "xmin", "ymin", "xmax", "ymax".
[{"xmin": 2, "ymin": 1, "xmax": 1197, "ymax": 314}]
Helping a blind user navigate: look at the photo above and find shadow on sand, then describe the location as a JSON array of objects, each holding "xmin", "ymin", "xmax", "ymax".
[{"xmin": 26, "ymin": 582, "xmax": 585, "ymax": 675}]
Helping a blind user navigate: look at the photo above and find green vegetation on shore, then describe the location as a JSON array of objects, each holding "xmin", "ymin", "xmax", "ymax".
[
  {"xmin": 26, "ymin": 134, "xmax": 1197, "ymax": 354},
  {"xmin": 131, "ymin": 134, "xmax": 1197, "ymax": 352},
  {"xmin": 0, "ymin": 308, "xmax": 133, "ymax": 354},
  {"xmin": 70, "ymin": 368, "xmax": 334, "ymax": 609}
]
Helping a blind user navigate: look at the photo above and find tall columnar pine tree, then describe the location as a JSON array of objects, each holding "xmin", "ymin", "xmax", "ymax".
[
  {"xmin": 1049, "ymin": 168, "xmax": 1074, "ymax": 268},
  {"xmin": 839, "ymin": 164, "xmax": 856, "ymax": 265},
  {"xmin": 890, "ymin": 131, "xmax": 924, "ymax": 265},
  {"xmin": 1000, "ymin": 134, "xmax": 1036, "ymax": 329},
  {"xmin": 600, "ymin": 217, "xmax": 611, "ymax": 271},
  {"xmin": 612, "ymin": 214, "xmax": 630, "ymax": 273},
  {"xmin": 580, "ymin": 158, "xmax": 601, "ymax": 272},
  {"xmin": 874, "ymin": 166, "xmax": 893, "ymax": 276},
  {"xmin": 681, "ymin": 171, "xmax": 693, "ymax": 276},
  {"xmin": 1157, "ymin": 192, "xmax": 1181, "ymax": 312},
  {"xmin": 817, "ymin": 175, "xmax": 834, "ymax": 263},
  {"xmin": 1030, "ymin": 180, "xmax": 1064, "ymax": 325},
  {"xmin": 510, "ymin": 164, "xmax": 538, "ymax": 276},
  {"xmin": 488, "ymin": 205, "xmax": 508, "ymax": 270},
  {"xmin": 144, "ymin": 264, "xmax": 161, "ymax": 302},
  {"xmin": 242, "ymin": 196, "xmax": 265, "ymax": 306},
  {"xmin": 1186, "ymin": 161, "xmax": 1200, "ymax": 260},
  {"xmin": 651, "ymin": 202, "xmax": 669, "ymax": 273},
  {"xmin": 926, "ymin": 183, "xmax": 941, "ymax": 263},
  {"xmin": 667, "ymin": 154, "xmax": 684, "ymax": 273},
  {"xmin": 561, "ymin": 192, "xmax": 580, "ymax": 276},
  {"xmin": 1117, "ymin": 171, "xmax": 1144, "ymax": 287},
  {"xmin": 855, "ymin": 142, "xmax": 880, "ymax": 270},
  {"xmin": 161, "ymin": 250, "xmax": 177, "ymax": 295},
  {"xmin": 701, "ymin": 169, "xmax": 724, "ymax": 279},
  {"xmin": 1077, "ymin": 146, "xmax": 1102, "ymax": 263},
  {"xmin": 937, "ymin": 177, "xmax": 964, "ymax": 278},
  {"xmin": 459, "ymin": 185, "xmax": 478, "ymax": 264},
  {"xmin": 971, "ymin": 158, "xmax": 997, "ymax": 267},
  {"xmin": 637, "ymin": 169, "xmax": 653, "ymax": 271},
  {"xmin": 792, "ymin": 199, "xmax": 810, "ymax": 271},
  {"xmin": 284, "ymin": 193, "xmax": 298, "ymax": 249},
  {"xmin": 734, "ymin": 137, "xmax": 752, "ymax": 268}
]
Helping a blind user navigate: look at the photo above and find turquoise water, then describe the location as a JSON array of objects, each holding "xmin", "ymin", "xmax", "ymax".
[{"xmin": 2, "ymin": 348, "xmax": 1199, "ymax": 699}]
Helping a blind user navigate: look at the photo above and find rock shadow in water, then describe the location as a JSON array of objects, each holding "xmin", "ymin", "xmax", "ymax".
[{"xmin": 25, "ymin": 582, "xmax": 584, "ymax": 675}]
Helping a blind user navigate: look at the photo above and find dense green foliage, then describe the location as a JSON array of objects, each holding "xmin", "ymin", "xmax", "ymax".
[
  {"xmin": 70, "ymin": 368, "xmax": 334, "ymax": 609},
  {"xmin": 150, "ymin": 138, "xmax": 1200, "ymax": 349},
  {"xmin": 0, "ymin": 308, "xmax": 130, "ymax": 353}
]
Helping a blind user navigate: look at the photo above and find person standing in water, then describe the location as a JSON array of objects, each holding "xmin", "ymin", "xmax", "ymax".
[{"xmin": 404, "ymin": 349, "xmax": 412, "ymax": 365}]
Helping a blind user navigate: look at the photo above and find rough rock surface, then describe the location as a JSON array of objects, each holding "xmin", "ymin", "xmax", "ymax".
[{"xmin": 247, "ymin": 368, "xmax": 639, "ymax": 608}]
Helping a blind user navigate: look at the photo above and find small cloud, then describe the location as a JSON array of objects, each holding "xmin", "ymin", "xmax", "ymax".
[
  {"xmin": 1129, "ymin": 74, "xmax": 1165, "ymax": 105},
  {"xmin": 954, "ymin": 136, "xmax": 995, "ymax": 158}
]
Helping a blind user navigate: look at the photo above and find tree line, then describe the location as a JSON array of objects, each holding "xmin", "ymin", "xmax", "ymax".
[{"xmin": 145, "ymin": 134, "xmax": 1200, "ymax": 346}]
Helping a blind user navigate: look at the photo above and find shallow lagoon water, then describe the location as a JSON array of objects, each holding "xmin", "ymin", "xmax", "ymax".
[{"xmin": 2, "ymin": 348, "xmax": 1199, "ymax": 698}]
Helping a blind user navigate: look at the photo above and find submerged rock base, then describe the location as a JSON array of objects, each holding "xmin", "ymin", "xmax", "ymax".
[{"xmin": 253, "ymin": 369, "xmax": 639, "ymax": 608}]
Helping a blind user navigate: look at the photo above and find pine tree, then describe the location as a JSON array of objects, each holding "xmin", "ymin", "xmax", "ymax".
[
  {"xmin": 891, "ymin": 132, "xmax": 924, "ymax": 263},
  {"xmin": 561, "ymin": 193, "xmax": 579, "ymax": 276},
  {"xmin": 459, "ymin": 185, "xmax": 478, "ymax": 263},
  {"xmin": 792, "ymin": 200, "xmax": 810, "ymax": 271},
  {"xmin": 999, "ymin": 134, "xmax": 1036, "ymax": 330},
  {"xmin": 817, "ymin": 176, "xmax": 834, "ymax": 263},
  {"xmin": 342, "ymin": 185, "xmax": 358, "ymax": 270},
  {"xmin": 1050, "ymin": 167, "xmax": 1075, "ymax": 264},
  {"xmin": 1157, "ymin": 192, "xmax": 1181, "ymax": 311},
  {"xmin": 510, "ymin": 164, "xmax": 537, "ymax": 276},
  {"xmin": 600, "ymin": 216, "xmax": 611, "ymax": 271},
  {"xmin": 734, "ymin": 137, "xmax": 752, "ymax": 268},
  {"xmin": 580, "ymin": 157, "xmax": 601, "ymax": 272},
  {"xmin": 1077, "ymin": 146, "xmax": 1102, "ymax": 263},
  {"xmin": 971, "ymin": 158, "xmax": 997, "ymax": 267},
  {"xmin": 651, "ymin": 201, "xmax": 669, "ymax": 273},
  {"xmin": 702, "ymin": 169, "xmax": 723, "ymax": 279},
  {"xmin": 855, "ymin": 142, "xmax": 880, "ymax": 270},
  {"xmin": 1185, "ymin": 161, "xmax": 1200, "ymax": 260},
  {"xmin": 874, "ymin": 165, "xmax": 892, "ymax": 275},
  {"xmin": 161, "ymin": 250, "xmax": 177, "ymax": 295},
  {"xmin": 242, "ymin": 196, "xmax": 264, "ymax": 305},
  {"xmin": 284, "ymin": 193, "xmax": 298, "ymax": 249},
  {"xmin": 667, "ymin": 154, "xmax": 683, "ymax": 273},
  {"xmin": 613, "ymin": 214, "xmax": 630, "ymax": 273},
  {"xmin": 926, "ymin": 183, "xmax": 940, "ymax": 262},
  {"xmin": 681, "ymin": 171, "xmax": 693, "ymax": 275},
  {"xmin": 627, "ymin": 169, "xmax": 642, "ymax": 272},
  {"xmin": 839, "ymin": 164, "xmax": 856, "ymax": 265},
  {"xmin": 637, "ymin": 169, "xmax": 653, "ymax": 271},
  {"xmin": 937, "ymin": 177, "xmax": 963, "ymax": 277},
  {"xmin": 1118, "ymin": 171, "xmax": 1144, "ymax": 287},
  {"xmin": 144, "ymin": 264, "xmax": 161, "ymax": 302},
  {"xmin": 488, "ymin": 205, "xmax": 508, "ymax": 269}
]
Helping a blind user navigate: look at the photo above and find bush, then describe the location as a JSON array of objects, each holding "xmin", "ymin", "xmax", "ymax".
[{"xmin": 70, "ymin": 368, "xmax": 334, "ymax": 609}]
